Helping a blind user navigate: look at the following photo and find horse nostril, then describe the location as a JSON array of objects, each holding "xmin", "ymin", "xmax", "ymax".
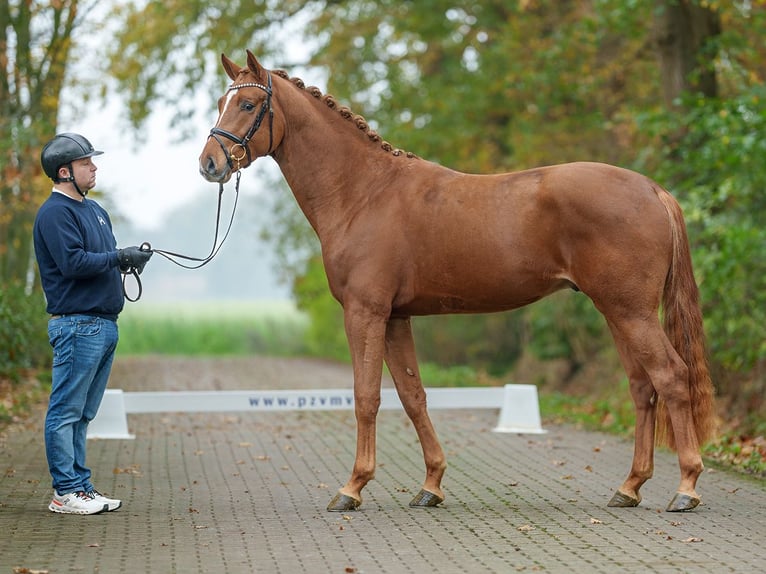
[{"xmin": 205, "ymin": 156, "xmax": 217, "ymax": 175}]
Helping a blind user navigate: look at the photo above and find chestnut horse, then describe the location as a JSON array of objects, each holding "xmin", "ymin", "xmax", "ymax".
[{"xmin": 199, "ymin": 51, "xmax": 715, "ymax": 513}]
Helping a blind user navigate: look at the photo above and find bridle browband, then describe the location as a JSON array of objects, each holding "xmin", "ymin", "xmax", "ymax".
[{"xmin": 207, "ymin": 71, "xmax": 274, "ymax": 171}]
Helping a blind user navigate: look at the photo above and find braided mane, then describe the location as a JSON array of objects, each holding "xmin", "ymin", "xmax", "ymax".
[{"xmin": 272, "ymin": 69, "xmax": 418, "ymax": 159}]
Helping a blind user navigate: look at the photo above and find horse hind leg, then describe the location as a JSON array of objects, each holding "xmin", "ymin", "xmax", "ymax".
[
  {"xmin": 605, "ymin": 319, "xmax": 657, "ymax": 508},
  {"xmin": 606, "ymin": 316, "xmax": 704, "ymax": 512},
  {"xmin": 384, "ymin": 317, "xmax": 446, "ymax": 507}
]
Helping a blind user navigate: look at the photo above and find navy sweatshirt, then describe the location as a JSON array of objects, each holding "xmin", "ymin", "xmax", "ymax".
[{"xmin": 33, "ymin": 192, "xmax": 124, "ymax": 320}]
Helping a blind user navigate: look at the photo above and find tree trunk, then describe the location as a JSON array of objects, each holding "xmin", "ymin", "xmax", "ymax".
[
  {"xmin": 652, "ymin": 0, "xmax": 721, "ymax": 108},
  {"xmin": 0, "ymin": 1, "xmax": 76, "ymax": 287}
]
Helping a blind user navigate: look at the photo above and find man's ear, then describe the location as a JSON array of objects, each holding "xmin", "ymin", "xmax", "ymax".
[{"xmin": 58, "ymin": 166, "xmax": 70, "ymax": 180}]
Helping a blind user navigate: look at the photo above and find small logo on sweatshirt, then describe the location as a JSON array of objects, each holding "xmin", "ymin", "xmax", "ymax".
[{"xmin": 97, "ymin": 215, "xmax": 106, "ymax": 226}]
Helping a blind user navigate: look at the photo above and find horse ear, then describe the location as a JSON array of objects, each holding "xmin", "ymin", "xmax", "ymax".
[
  {"xmin": 221, "ymin": 53, "xmax": 241, "ymax": 81},
  {"xmin": 246, "ymin": 50, "xmax": 264, "ymax": 79}
]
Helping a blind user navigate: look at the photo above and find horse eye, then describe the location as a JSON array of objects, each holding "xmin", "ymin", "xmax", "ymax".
[{"xmin": 241, "ymin": 101, "xmax": 256, "ymax": 112}]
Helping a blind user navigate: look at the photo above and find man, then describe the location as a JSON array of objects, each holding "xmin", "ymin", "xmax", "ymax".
[{"xmin": 33, "ymin": 133, "xmax": 152, "ymax": 515}]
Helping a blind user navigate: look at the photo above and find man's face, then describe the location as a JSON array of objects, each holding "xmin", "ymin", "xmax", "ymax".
[{"xmin": 68, "ymin": 157, "xmax": 98, "ymax": 192}]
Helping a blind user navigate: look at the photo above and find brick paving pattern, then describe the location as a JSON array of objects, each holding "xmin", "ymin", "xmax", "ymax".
[{"xmin": 1, "ymin": 356, "xmax": 764, "ymax": 573}]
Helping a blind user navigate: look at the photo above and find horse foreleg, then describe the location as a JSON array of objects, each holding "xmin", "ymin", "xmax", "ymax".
[
  {"xmin": 384, "ymin": 317, "xmax": 446, "ymax": 508},
  {"xmin": 327, "ymin": 303, "xmax": 387, "ymax": 512},
  {"xmin": 609, "ymin": 376, "xmax": 658, "ymax": 508}
]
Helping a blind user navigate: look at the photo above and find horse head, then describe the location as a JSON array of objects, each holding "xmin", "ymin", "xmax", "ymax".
[{"xmin": 199, "ymin": 51, "xmax": 281, "ymax": 183}]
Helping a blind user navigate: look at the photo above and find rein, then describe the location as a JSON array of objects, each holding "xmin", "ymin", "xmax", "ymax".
[{"xmin": 121, "ymin": 171, "xmax": 242, "ymax": 303}]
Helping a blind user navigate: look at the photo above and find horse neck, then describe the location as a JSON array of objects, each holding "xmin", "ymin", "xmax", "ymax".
[{"xmin": 271, "ymin": 84, "xmax": 395, "ymax": 238}]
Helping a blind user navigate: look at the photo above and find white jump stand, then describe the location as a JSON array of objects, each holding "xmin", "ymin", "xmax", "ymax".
[{"xmin": 87, "ymin": 389, "xmax": 134, "ymax": 439}]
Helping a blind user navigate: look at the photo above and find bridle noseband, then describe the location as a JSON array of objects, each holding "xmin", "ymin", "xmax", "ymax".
[{"xmin": 208, "ymin": 71, "xmax": 274, "ymax": 170}]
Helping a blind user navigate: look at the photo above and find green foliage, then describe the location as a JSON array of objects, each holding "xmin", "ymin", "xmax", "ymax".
[
  {"xmin": 413, "ymin": 313, "xmax": 525, "ymax": 376},
  {"xmin": 703, "ymin": 411, "xmax": 766, "ymax": 477},
  {"xmin": 292, "ymin": 256, "xmax": 350, "ymax": 362},
  {"xmin": 104, "ymin": 0, "xmax": 311, "ymax": 133},
  {"xmin": 0, "ymin": 283, "xmax": 49, "ymax": 381},
  {"xmin": 418, "ymin": 362, "xmax": 498, "ymax": 388},
  {"xmin": 539, "ymin": 378, "xmax": 636, "ymax": 437},
  {"xmin": 641, "ymin": 85, "xmax": 766, "ymax": 374},
  {"xmin": 310, "ymin": 0, "xmax": 657, "ymax": 171},
  {"xmin": 1, "ymin": 1, "xmax": 77, "ymax": 286},
  {"xmin": 525, "ymin": 292, "xmax": 611, "ymax": 366},
  {"xmin": 704, "ymin": 435, "xmax": 766, "ymax": 478}
]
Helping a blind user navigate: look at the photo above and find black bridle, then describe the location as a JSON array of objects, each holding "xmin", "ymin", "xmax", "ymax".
[{"xmin": 207, "ymin": 71, "xmax": 274, "ymax": 171}]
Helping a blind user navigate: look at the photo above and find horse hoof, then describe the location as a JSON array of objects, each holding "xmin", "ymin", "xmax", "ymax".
[
  {"xmin": 666, "ymin": 493, "xmax": 700, "ymax": 512},
  {"xmin": 408, "ymin": 489, "xmax": 444, "ymax": 508},
  {"xmin": 607, "ymin": 490, "xmax": 641, "ymax": 507},
  {"xmin": 327, "ymin": 492, "xmax": 361, "ymax": 512}
]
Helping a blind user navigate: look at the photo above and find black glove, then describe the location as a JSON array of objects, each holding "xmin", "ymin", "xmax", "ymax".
[{"xmin": 118, "ymin": 246, "xmax": 153, "ymax": 275}]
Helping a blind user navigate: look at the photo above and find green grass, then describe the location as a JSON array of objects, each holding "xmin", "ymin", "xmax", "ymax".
[
  {"xmin": 539, "ymin": 386, "xmax": 636, "ymax": 437},
  {"xmin": 117, "ymin": 300, "xmax": 309, "ymax": 356}
]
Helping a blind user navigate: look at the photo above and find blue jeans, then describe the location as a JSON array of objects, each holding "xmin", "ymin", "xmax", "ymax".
[{"xmin": 45, "ymin": 315, "xmax": 119, "ymax": 494}]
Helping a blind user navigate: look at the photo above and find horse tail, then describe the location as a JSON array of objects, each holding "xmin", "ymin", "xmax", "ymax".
[{"xmin": 654, "ymin": 187, "xmax": 716, "ymax": 450}]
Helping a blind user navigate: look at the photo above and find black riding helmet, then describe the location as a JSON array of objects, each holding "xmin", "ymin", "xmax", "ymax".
[{"xmin": 40, "ymin": 133, "xmax": 103, "ymax": 196}]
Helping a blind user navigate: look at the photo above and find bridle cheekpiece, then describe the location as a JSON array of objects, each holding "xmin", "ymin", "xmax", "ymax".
[{"xmin": 208, "ymin": 71, "xmax": 274, "ymax": 171}]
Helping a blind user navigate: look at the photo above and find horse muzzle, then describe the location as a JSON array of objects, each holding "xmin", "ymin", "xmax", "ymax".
[{"xmin": 199, "ymin": 154, "xmax": 232, "ymax": 184}]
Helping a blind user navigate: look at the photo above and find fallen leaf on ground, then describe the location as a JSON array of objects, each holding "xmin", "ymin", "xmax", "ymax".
[
  {"xmin": 683, "ymin": 536, "xmax": 703, "ymax": 543},
  {"xmin": 113, "ymin": 464, "xmax": 142, "ymax": 476},
  {"xmin": 590, "ymin": 517, "xmax": 603, "ymax": 524},
  {"xmin": 517, "ymin": 524, "xmax": 536, "ymax": 532}
]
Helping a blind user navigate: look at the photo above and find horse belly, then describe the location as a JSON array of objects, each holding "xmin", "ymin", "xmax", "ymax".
[{"xmin": 393, "ymin": 249, "xmax": 571, "ymax": 316}]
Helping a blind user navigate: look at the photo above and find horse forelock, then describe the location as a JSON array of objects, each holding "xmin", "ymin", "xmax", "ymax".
[{"xmin": 271, "ymin": 68, "xmax": 417, "ymax": 159}]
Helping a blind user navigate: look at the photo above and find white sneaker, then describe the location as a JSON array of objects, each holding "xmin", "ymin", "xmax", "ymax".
[
  {"xmin": 49, "ymin": 491, "xmax": 108, "ymax": 515},
  {"xmin": 88, "ymin": 490, "xmax": 122, "ymax": 512}
]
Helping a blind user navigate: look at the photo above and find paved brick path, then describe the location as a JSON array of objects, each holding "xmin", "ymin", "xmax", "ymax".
[{"xmin": 1, "ymin": 357, "xmax": 764, "ymax": 573}]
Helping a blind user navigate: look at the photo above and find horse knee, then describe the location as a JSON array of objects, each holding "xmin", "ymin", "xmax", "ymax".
[{"xmin": 354, "ymin": 397, "xmax": 381, "ymax": 424}]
